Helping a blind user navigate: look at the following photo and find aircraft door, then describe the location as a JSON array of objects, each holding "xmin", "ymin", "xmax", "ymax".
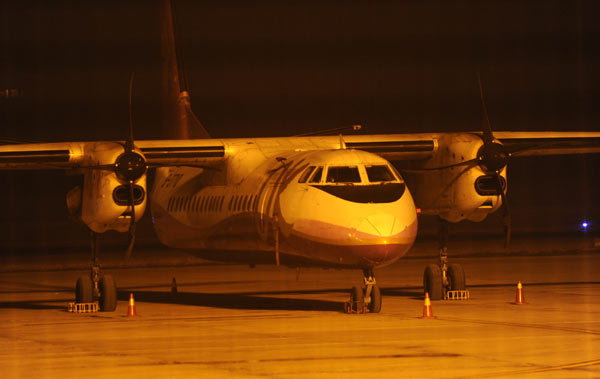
[{"xmin": 255, "ymin": 158, "xmax": 307, "ymax": 242}]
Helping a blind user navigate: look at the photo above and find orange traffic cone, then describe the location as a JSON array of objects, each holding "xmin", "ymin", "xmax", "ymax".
[
  {"xmin": 421, "ymin": 292, "xmax": 435, "ymax": 318},
  {"xmin": 127, "ymin": 293, "xmax": 138, "ymax": 317},
  {"xmin": 514, "ymin": 281, "xmax": 525, "ymax": 305}
]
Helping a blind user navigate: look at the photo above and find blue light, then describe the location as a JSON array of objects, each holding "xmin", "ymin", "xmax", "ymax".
[{"xmin": 581, "ymin": 222, "xmax": 589, "ymax": 230}]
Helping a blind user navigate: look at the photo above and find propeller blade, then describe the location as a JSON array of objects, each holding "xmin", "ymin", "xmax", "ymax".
[
  {"xmin": 124, "ymin": 180, "xmax": 136, "ymax": 261},
  {"xmin": 476, "ymin": 71, "xmax": 494, "ymax": 145},
  {"xmin": 126, "ymin": 72, "xmax": 135, "ymax": 153},
  {"xmin": 496, "ymin": 171, "xmax": 511, "ymax": 248},
  {"xmin": 400, "ymin": 158, "xmax": 479, "ymax": 173}
]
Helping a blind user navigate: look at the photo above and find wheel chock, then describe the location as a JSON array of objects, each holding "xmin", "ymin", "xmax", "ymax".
[
  {"xmin": 344, "ymin": 301, "xmax": 367, "ymax": 314},
  {"xmin": 68, "ymin": 302, "xmax": 98, "ymax": 313},
  {"xmin": 445, "ymin": 290, "xmax": 470, "ymax": 300}
]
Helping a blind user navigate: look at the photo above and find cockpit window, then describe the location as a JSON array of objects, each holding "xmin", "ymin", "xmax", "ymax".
[
  {"xmin": 326, "ymin": 166, "xmax": 361, "ymax": 183},
  {"xmin": 309, "ymin": 167, "xmax": 323, "ymax": 183},
  {"xmin": 298, "ymin": 166, "xmax": 315, "ymax": 183},
  {"xmin": 366, "ymin": 165, "xmax": 396, "ymax": 182}
]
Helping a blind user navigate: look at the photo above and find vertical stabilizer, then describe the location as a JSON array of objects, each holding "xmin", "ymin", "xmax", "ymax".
[{"xmin": 160, "ymin": 0, "xmax": 210, "ymax": 139}]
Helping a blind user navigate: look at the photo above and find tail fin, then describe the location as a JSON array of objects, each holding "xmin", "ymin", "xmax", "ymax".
[{"xmin": 160, "ymin": 0, "xmax": 210, "ymax": 139}]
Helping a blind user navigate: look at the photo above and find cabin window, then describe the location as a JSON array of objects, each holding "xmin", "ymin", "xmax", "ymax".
[
  {"xmin": 326, "ymin": 166, "xmax": 361, "ymax": 183},
  {"xmin": 366, "ymin": 165, "xmax": 396, "ymax": 182},
  {"xmin": 309, "ymin": 167, "xmax": 323, "ymax": 183},
  {"xmin": 298, "ymin": 166, "xmax": 315, "ymax": 183}
]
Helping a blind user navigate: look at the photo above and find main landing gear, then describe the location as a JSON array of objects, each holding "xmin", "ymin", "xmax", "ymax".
[
  {"xmin": 346, "ymin": 269, "xmax": 382, "ymax": 313},
  {"xmin": 75, "ymin": 232, "xmax": 117, "ymax": 312},
  {"xmin": 423, "ymin": 219, "xmax": 466, "ymax": 300}
]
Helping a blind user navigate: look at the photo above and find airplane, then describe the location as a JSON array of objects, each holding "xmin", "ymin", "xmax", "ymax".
[{"xmin": 1, "ymin": 0, "xmax": 599, "ymax": 313}]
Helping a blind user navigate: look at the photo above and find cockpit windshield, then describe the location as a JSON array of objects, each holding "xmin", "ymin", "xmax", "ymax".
[
  {"xmin": 298, "ymin": 166, "xmax": 315, "ymax": 183},
  {"xmin": 365, "ymin": 165, "xmax": 397, "ymax": 182},
  {"xmin": 326, "ymin": 166, "xmax": 361, "ymax": 183},
  {"xmin": 309, "ymin": 167, "xmax": 323, "ymax": 183}
]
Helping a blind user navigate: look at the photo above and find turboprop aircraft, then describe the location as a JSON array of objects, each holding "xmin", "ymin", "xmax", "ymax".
[{"xmin": 1, "ymin": 1, "xmax": 599, "ymax": 313}]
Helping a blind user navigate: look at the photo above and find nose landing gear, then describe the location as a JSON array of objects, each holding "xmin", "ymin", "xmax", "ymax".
[{"xmin": 345, "ymin": 269, "xmax": 382, "ymax": 313}]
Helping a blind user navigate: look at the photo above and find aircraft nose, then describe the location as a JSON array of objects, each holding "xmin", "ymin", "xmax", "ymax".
[
  {"xmin": 354, "ymin": 213, "xmax": 400, "ymax": 238},
  {"xmin": 349, "ymin": 213, "xmax": 416, "ymax": 265}
]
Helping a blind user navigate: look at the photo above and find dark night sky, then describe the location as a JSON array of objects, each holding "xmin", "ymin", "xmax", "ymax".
[{"xmin": 0, "ymin": 1, "xmax": 599, "ymax": 250}]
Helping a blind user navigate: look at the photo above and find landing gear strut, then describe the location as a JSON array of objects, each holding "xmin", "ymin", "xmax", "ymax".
[
  {"xmin": 346, "ymin": 269, "xmax": 382, "ymax": 313},
  {"xmin": 75, "ymin": 232, "xmax": 117, "ymax": 311},
  {"xmin": 423, "ymin": 219, "xmax": 466, "ymax": 300}
]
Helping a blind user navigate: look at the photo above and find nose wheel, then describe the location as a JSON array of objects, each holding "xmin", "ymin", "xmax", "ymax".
[{"xmin": 345, "ymin": 269, "xmax": 382, "ymax": 313}]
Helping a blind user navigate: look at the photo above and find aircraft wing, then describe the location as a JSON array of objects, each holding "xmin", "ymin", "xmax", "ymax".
[
  {"xmin": 342, "ymin": 131, "xmax": 600, "ymax": 160},
  {"xmin": 1, "ymin": 131, "xmax": 599, "ymax": 170},
  {"xmin": 493, "ymin": 131, "xmax": 600, "ymax": 157},
  {"xmin": 0, "ymin": 140, "xmax": 226, "ymax": 170}
]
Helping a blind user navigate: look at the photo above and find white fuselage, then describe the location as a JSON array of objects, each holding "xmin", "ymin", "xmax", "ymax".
[{"xmin": 150, "ymin": 141, "xmax": 418, "ymax": 269}]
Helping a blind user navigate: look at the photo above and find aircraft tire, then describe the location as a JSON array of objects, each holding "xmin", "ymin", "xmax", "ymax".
[
  {"xmin": 350, "ymin": 285, "xmax": 364, "ymax": 309},
  {"xmin": 369, "ymin": 284, "xmax": 382, "ymax": 313},
  {"xmin": 75, "ymin": 275, "xmax": 93, "ymax": 303},
  {"xmin": 447, "ymin": 263, "xmax": 466, "ymax": 291},
  {"xmin": 99, "ymin": 274, "xmax": 117, "ymax": 312},
  {"xmin": 423, "ymin": 264, "xmax": 443, "ymax": 300}
]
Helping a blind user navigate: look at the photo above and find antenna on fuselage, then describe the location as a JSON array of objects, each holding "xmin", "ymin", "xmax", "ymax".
[
  {"xmin": 294, "ymin": 124, "xmax": 362, "ymax": 137},
  {"xmin": 339, "ymin": 134, "xmax": 346, "ymax": 149}
]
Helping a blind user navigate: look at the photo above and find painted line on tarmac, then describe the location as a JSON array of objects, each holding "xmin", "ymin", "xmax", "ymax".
[
  {"xmin": 137, "ymin": 352, "xmax": 462, "ymax": 366},
  {"xmin": 437, "ymin": 316, "xmax": 600, "ymax": 336},
  {"xmin": 465, "ymin": 358, "xmax": 600, "ymax": 378}
]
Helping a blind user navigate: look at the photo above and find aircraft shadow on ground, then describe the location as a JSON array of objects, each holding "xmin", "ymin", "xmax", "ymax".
[
  {"xmin": 115, "ymin": 284, "xmax": 434, "ymax": 312},
  {"xmin": 0, "ymin": 298, "xmax": 70, "ymax": 310},
  {"xmin": 117, "ymin": 290, "xmax": 344, "ymax": 312},
  {"xmin": 381, "ymin": 286, "xmax": 423, "ymax": 299}
]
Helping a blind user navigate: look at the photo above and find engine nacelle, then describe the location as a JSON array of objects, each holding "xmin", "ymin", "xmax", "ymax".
[
  {"xmin": 69, "ymin": 142, "xmax": 147, "ymax": 233},
  {"xmin": 401, "ymin": 133, "xmax": 505, "ymax": 223}
]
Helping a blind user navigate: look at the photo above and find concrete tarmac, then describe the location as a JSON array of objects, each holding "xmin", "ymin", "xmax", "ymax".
[{"xmin": 1, "ymin": 236, "xmax": 599, "ymax": 378}]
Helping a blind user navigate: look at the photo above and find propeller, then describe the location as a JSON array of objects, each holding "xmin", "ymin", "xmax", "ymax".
[
  {"xmin": 476, "ymin": 71, "xmax": 511, "ymax": 247},
  {"xmin": 124, "ymin": 72, "xmax": 138, "ymax": 260},
  {"xmin": 402, "ymin": 71, "xmax": 512, "ymax": 247},
  {"xmin": 76, "ymin": 74, "xmax": 146, "ymax": 260},
  {"xmin": 120, "ymin": 72, "xmax": 145, "ymax": 260}
]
